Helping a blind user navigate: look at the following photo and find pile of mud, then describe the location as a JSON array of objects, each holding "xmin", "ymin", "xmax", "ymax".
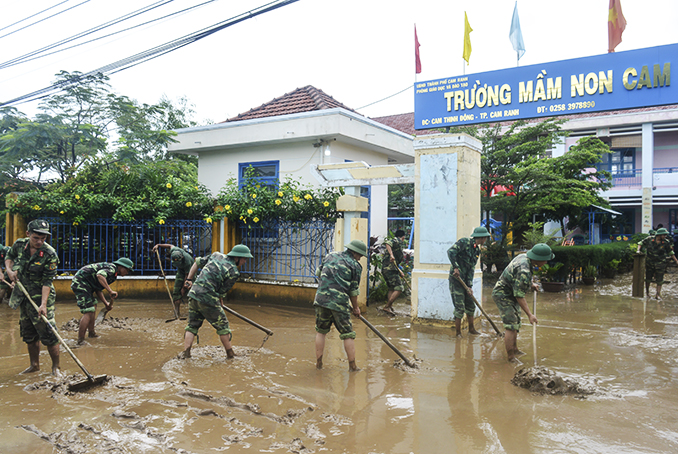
[
  {"xmin": 23, "ymin": 373, "xmax": 111, "ymax": 395},
  {"xmin": 511, "ymin": 366, "xmax": 598, "ymax": 397}
]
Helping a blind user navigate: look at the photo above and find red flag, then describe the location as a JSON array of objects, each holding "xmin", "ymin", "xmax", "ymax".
[
  {"xmin": 414, "ymin": 24, "xmax": 422, "ymax": 74},
  {"xmin": 608, "ymin": 0, "xmax": 626, "ymax": 53}
]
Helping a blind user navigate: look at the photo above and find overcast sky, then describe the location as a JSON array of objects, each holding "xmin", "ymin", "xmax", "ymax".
[{"xmin": 1, "ymin": 0, "xmax": 677, "ymax": 124}]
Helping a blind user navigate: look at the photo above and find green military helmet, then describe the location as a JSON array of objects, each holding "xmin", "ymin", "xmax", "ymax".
[
  {"xmin": 113, "ymin": 257, "xmax": 134, "ymax": 270},
  {"xmin": 227, "ymin": 244, "xmax": 254, "ymax": 258},
  {"xmin": 27, "ymin": 219, "xmax": 51, "ymax": 235},
  {"xmin": 648, "ymin": 229, "xmax": 656, "ymax": 236},
  {"xmin": 171, "ymin": 250, "xmax": 184, "ymax": 262},
  {"xmin": 655, "ymin": 228, "xmax": 669, "ymax": 236},
  {"xmin": 526, "ymin": 243, "xmax": 555, "ymax": 261},
  {"xmin": 345, "ymin": 240, "xmax": 368, "ymax": 257},
  {"xmin": 472, "ymin": 226, "xmax": 491, "ymax": 238}
]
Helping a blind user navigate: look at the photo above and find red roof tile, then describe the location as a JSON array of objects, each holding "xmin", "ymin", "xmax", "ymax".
[{"xmin": 226, "ymin": 85, "xmax": 356, "ymax": 122}]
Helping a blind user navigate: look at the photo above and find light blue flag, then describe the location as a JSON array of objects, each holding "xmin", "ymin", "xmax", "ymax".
[{"xmin": 509, "ymin": 1, "xmax": 525, "ymax": 60}]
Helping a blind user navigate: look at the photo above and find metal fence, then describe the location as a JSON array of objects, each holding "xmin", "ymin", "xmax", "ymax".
[
  {"xmin": 238, "ymin": 219, "xmax": 335, "ymax": 283},
  {"xmin": 44, "ymin": 218, "xmax": 212, "ymax": 275}
]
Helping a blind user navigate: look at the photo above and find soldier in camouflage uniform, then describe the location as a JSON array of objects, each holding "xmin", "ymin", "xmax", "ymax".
[
  {"xmin": 4, "ymin": 220, "xmax": 61, "ymax": 376},
  {"xmin": 637, "ymin": 228, "xmax": 677, "ymax": 299},
  {"xmin": 71, "ymin": 258, "xmax": 133, "ymax": 344},
  {"xmin": 314, "ymin": 240, "xmax": 366, "ymax": 371},
  {"xmin": 492, "ymin": 243, "xmax": 553, "ymax": 363},
  {"xmin": 152, "ymin": 243, "xmax": 195, "ymax": 316},
  {"xmin": 380, "ymin": 230, "xmax": 406, "ymax": 315},
  {"xmin": 0, "ymin": 244, "xmax": 12, "ymax": 304},
  {"xmin": 447, "ymin": 227, "xmax": 491, "ymax": 337},
  {"xmin": 179, "ymin": 244, "xmax": 253, "ymax": 360}
]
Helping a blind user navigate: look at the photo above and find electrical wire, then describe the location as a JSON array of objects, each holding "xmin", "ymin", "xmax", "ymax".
[
  {"xmin": 356, "ymin": 84, "xmax": 412, "ymax": 111},
  {"xmin": 0, "ymin": 0, "xmax": 71, "ymax": 33},
  {"xmin": 0, "ymin": 0, "xmax": 92, "ymax": 41},
  {"xmin": 0, "ymin": 0, "xmax": 218, "ymax": 69},
  {"xmin": 1, "ymin": 0, "xmax": 300, "ymax": 107},
  {"xmin": 0, "ymin": 0, "xmax": 175, "ymax": 70}
]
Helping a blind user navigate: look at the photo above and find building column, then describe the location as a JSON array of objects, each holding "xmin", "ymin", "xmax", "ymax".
[
  {"xmin": 411, "ymin": 134, "xmax": 483, "ymax": 326},
  {"xmin": 334, "ymin": 192, "xmax": 369, "ymax": 312},
  {"xmin": 641, "ymin": 122, "xmax": 654, "ymax": 233}
]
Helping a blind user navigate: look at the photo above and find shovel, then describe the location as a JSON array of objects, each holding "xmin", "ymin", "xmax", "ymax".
[
  {"xmin": 359, "ymin": 315, "xmax": 416, "ymax": 368},
  {"xmin": 7, "ymin": 279, "xmax": 107, "ymax": 391},
  {"xmin": 221, "ymin": 303, "xmax": 274, "ymax": 336},
  {"xmin": 533, "ymin": 290, "xmax": 538, "ymax": 366},
  {"xmin": 453, "ymin": 275, "xmax": 503, "ymax": 337},
  {"xmin": 94, "ymin": 299, "xmax": 113, "ymax": 326}
]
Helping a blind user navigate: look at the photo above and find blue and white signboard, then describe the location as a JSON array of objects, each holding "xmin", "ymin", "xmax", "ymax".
[{"xmin": 414, "ymin": 44, "xmax": 677, "ymax": 129}]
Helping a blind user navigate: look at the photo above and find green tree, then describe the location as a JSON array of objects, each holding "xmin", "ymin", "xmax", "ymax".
[{"xmin": 388, "ymin": 184, "xmax": 414, "ymax": 217}]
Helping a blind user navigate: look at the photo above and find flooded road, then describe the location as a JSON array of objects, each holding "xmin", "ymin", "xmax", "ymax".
[{"xmin": 0, "ymin": 272, "xmax": 676, "ymax": 453}]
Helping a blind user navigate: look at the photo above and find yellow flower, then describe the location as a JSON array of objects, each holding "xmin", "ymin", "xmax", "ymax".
[
  {"xmin": 278, "ymin": 191, "xmax": 283, "ymax": 197},
  {"xmin": 275, "ymin": 199, "xmax": 282, "ymax": 205},
  {"xmin": 293, "ymin": 196, "xmax": 300, "ymax": 202},
  {"xmin": 166, "ymin": 183, "xmax": 172, "ymax": 189},
  {"xmin": 256, "ymin": 185, "xmax": 261, "ymax": 189},
  {"xmin": 205, "ymin": 217, "xmax": 212, "ymax": 223},
  {"xmin": 32, "ymin": 205, "xmax": 40, "ymax": 210},
  {"xmin": 304, "ymin": 194, "xmax": 312, "ymax": 200},
  {"xmin": 225, "ymin": 205, "xmax": 230, "ymax": 210},
  {"xmin": 73, "ymin": 221, "xmax": 79, "ymax": 226},
  {"xmin": 252, "ymin": 193, "xmax": 257, "ymax": 199},
  {"xmin": 75, "ymin": 195, "xmax": 80, "ymax": 200},
  {"xmin": 195, "ymin": 186, "xmax": 198, "ymax": 190},
  {"xmin": 186, "ymin": 202, "xmax": 192, "ymax": 207},
  {"xmin": 159, "ymin": 219, "xmax": 165, "ymax": 225},
  {"xmin": 215, "ymin": 205, "xmax": 224, "ymax": 212},
  {"xmin": 323, "ymin": 201, "xmax": 329, "ymax": 207},
  {"xmin": 60, "ymin": 210, "xmax": 65, "ymax": 214},
  {"xmin": 253, "ymin": 217, "xmax": 259, "ymax": 223},
  {"xmin": 247, "ymin": 209, "xmax": 253, "ymax": 215}
]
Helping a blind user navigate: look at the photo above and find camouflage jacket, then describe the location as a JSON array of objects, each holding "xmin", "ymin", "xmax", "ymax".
[
  {"xmin": 73, "ymin": 262, "xmax": 118, "ymax": 291},
  {"xmin": 381, "ymin": 237, "xmax": 404, "ymax": 271},
  {"xmin": 170, "ymin": 246, "xmax": 195, "ymax": 279},
  {"xmin": 6, "ymin": 237, "xmax": 59, "ymax": 291},
  {"xmin": 641, "ymin": 236, "xmax": 675, "ymax": 266},
  {"xmin": 492, "ymin": 254, "xmax": 532, "ymax": 299},
  {"xmin": 187, "ymin": 252, "xmax": 240, "ymax": 306},
  {"xmin": 314, "ymin": 250, "xmax": 362, "ymax": 313},
  {"xmin": 447, "ymin": 237, "xmax": 480, "ymax": 286}
]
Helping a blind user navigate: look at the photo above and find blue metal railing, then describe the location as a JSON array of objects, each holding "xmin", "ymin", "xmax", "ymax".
[
  {"xmin": 653, "ymin": 166, "xmax": 679, "ymax": 174},
  {"xmin": 387, "ymin": 217, "xmax": 414, "ymax": 249},
  {"xmin": 238, "ymin": 219, "xmax": 335, "ymax": 282},
  {"xmin": 610, "ymin": 169, "xmax": 642, "ymax": 187},
  {"xmin": 44, "ymin": 218, "xmax": 212, "ymax": 275}
]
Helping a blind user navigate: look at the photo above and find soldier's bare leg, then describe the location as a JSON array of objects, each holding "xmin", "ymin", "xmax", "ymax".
[
  {"xmin": 655, "ymin": 283, "xmax": 663, "ymax": 299},
  {"xmin": 219, "ymin": 334, "xmax": 235, "ymax": 359},
  {"xmin": 22, "ymin": 341, "xmax": 41, "ymax": 373},
  {"xmin": 78, "ymin": 313, "xmax": 95, "ymax": 344},
  {"xmin": 467, "ymin": 314, "xmax": 481, "ymax": 335},
  {"xmin": 454, "ymin": 318, "xmax": 463, "ymax": 337},
  {"xmin": 47, "ymin": 344, "xmax": 61, "ymax": 377},
  {"xmin": 179, "ymin": 331, "xmax": 195, "ymax": 359},
  {"xmin": 343, "ymin": 338, "xmax": 360, "ymax": 371},
  {"xmin": 315, "ymin": 332, "xmax": 325, "ymax": 369},
  {"xmin": 504, "ymin": 329, "xmax": 520, "ymax": 362}
]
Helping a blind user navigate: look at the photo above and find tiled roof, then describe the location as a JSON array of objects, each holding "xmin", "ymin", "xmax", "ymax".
[
  {"xmin": 371, "ymin": 105, "xmax": 678, "ymax": 136},
  {"xmin": 226, "ymin": 85, "xmax": 356, "ymax": 122}
]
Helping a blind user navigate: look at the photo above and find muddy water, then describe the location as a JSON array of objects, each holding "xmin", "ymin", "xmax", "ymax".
[{"xmin": 0, "ymin": 271, "xmax": 676, "ymax": 454}]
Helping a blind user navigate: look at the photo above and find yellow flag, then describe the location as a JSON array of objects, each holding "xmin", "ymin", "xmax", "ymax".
[{"xmin": 463, "ymin": 12, "xmax": 473, "ymax": 64}]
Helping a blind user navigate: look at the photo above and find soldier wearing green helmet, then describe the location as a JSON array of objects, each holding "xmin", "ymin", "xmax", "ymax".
[
  {"xmin": 492, "ymin": 243, "xmax": 553, "ymax": 362},
  {"xmin": 152, "ymin": 243, "xmax": 201, "ymax": 316},
  {"xmin": 447, "ymin": 226, "xmax": 491, "ymax": 337},
  {"xmin": 380, "ymin": 229, "xmax": 407, "ymax": 316},
  {"xmin": 314, "ymin": 240, "xmax": 366, "ymax": 371},
  {"xmin": 637, "ymin": 227, "xmax": 677, "ymax": 299},
  {"xmin": 179, "ymin": 244, "xmax": 253, "ymax": 360},
  {"xmin": 4, "ymin": 219, "xmax": 61, "ymax": 376},
  {"xmin": 70, "ymin": 258, "xmax": 133, "ymax": 344}
]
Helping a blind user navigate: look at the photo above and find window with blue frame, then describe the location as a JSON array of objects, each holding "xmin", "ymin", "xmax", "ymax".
[
  {"xmin": 598, "ymin": 148, "xmax": 635, "ymax": 176},
  {"xmin": 238, "ymin": 160, "xmax": 279, "ymax": 188}
]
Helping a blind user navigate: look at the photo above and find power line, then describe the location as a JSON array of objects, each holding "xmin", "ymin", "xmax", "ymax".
[
  {"xmin": 0, "ymin": 0, "xmax": 92, "ymax": 41},
  {"xmin": 0, "ymin": 0, "xmax": 176, "ymax": 70},
  {"xmin": 356, "ymin": 85, "xmax": 412, "ymax": 111},
  {"xmin": 1, "ymin": 0, "xmax": 300, "ymax": 107},
  {"xmin": 0, "ymin": 0, "xmax": 71, "ymax": 33},
  {"xmin": 0, "ymin": 0, "xmax": 218, "ymax": 69}
]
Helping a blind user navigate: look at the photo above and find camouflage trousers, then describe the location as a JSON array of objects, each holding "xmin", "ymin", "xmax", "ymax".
[
  {"xmin": 314, "ymin": 305, "xmax": 356, "ymax": 340},
  {"xmin": 382, "ymin": 268, "xmax": 404, "ymax": 292},
  {"xmin": 185, "ymin": 298, "xmax": 231, "ymax": 336},
  {"xmin": 492, "ymin": 289, "xmax": 522, "ymax": 332},
  {"xmin": 449, "ymin": 275, "xmax": 475, "ymax": 319},
  {"xmin": 10, "ymin": 286, "xmax": 59, "ymax": 346},
  {"xmin": 172, "ymin": 268, "xmax": 188, "ymax": 301},
  {"xmin": 645, "ymin": 262, "xmax": 667, "ymax": 285},
  {"xmin": 71, "ymin": 279, "xmax": 99, "ymax": 313}
]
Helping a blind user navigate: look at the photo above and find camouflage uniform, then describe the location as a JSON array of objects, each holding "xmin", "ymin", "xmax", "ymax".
[
  {"xmin": 0, "ymin": 245, "xmax": 10, "ymax": 292},
  {"xmin": 314, "ymin": 250, "xmax": 363, "ymax": 340},
  {"xmin": 381, "ymin": 237, "xmax": 404, "ymax": 292},
  {"xmin": 71, "ymin": 262, "xmax": 119, "ymax": 313},
  {"xmin": 185, "ymin": 252, "xmax": 240, "ymax": 336},
  {"xmin": 447, "ymin": 237, "xmax": 481, "ymax": 319},
  {"xmin": 492, "ymin": 254, "xmax": 533, "ymax": 331},
  {"xmin": 170, "ymin": 246, "xmax": 194, "ymax": 300},
  {"xmin": 639, "ymin": 236, "xmax": 676, "ymax": 284},
  {"xmin": 7, "ymin": 238, "xmax": 60, "ymax": 346}
]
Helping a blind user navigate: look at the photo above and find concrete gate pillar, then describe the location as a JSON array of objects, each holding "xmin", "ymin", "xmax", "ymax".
[{"xmin": 411, "ymin": 134, "xmax": 483, "ymax": 326}]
